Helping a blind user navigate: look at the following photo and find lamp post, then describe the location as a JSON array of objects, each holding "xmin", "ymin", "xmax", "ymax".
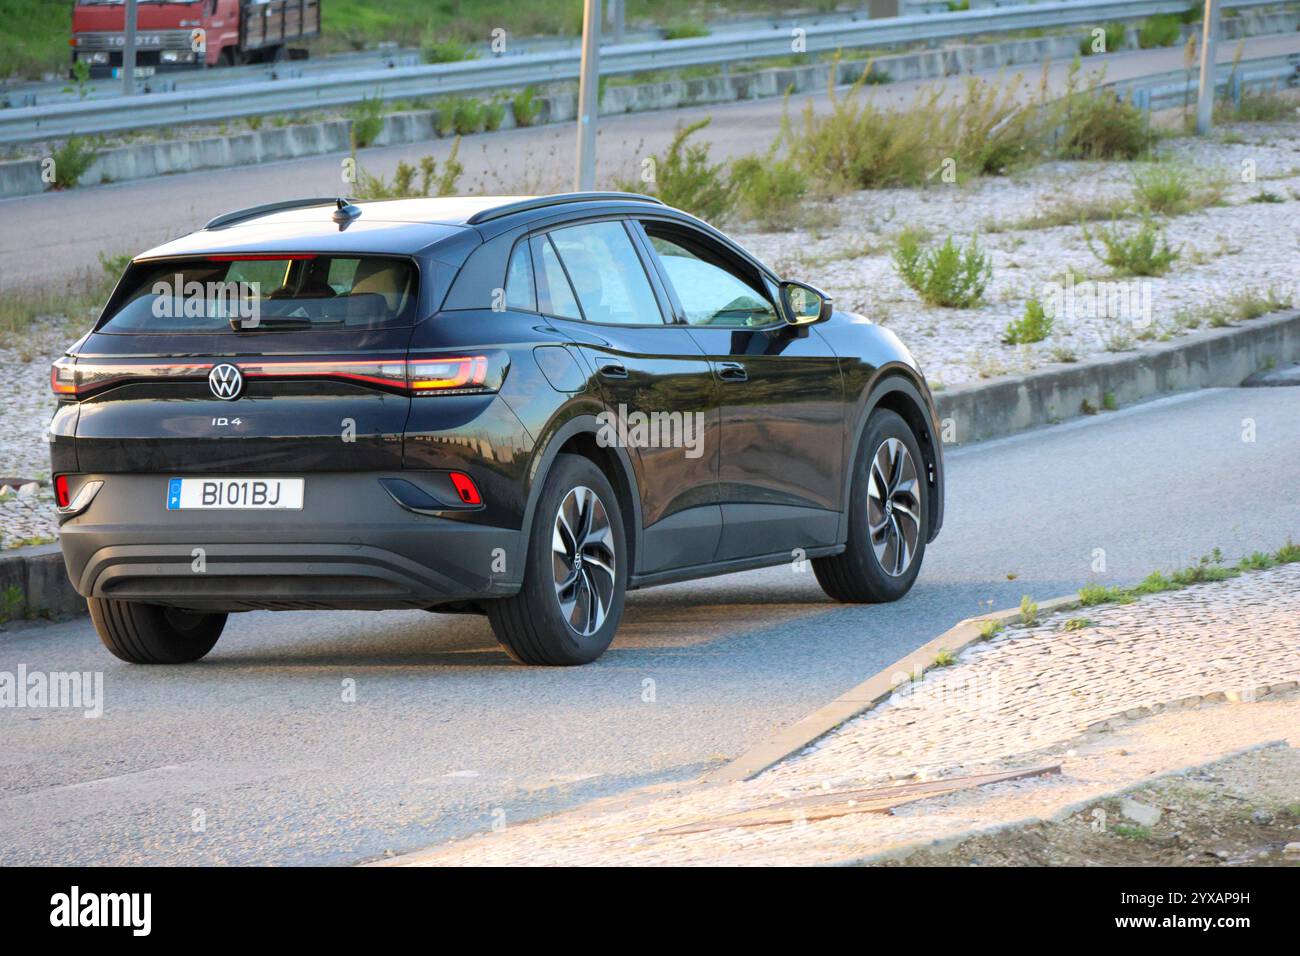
[
  {"xmin": 575, "ymin": 0, "xmax": 601, "ymax": 190},
  {"xmin": 123, "ymin": 0, "xmax": 138, "ymax": 96},
  {"xmin": 1196, "ymin": 0, "xmax": 1219, "ymax": 134}
]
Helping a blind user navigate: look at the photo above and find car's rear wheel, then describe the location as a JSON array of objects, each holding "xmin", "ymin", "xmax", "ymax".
[
  {"xmin": 487, "ymin": 453, "xmax": 627, "ymax": 665},
  {"xmin": 814, "ymin": 409, "xmax": 928, "ymax": 603},
  {"xmin": 88, "ymin": 598, "xmax": 226, "ymax": 664}
]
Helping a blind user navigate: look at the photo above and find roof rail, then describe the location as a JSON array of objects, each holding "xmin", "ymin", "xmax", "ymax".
[
  {"xmin": 204, "ymin": 197, "xmax": 352, "ymax": 230},
  {"xmin": 465, "ymin": 192, "xmax": 664, "ymax": 226}
]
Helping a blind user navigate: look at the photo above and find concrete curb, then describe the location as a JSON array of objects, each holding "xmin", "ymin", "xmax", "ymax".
[
  {"xmin": 0, "ymin": 542, "xmax": 83, "ymax": 625},
  {"xmin": 936, "ymin": 308, "xmax": 1300, "ymax": 446},
  {"xmin": 4, "ymin": 9, "xmax": 1293, "ymax": 198},
  {"xmin": 707, "ymin": 593, "xmax": 1082, "ymax": 784}
]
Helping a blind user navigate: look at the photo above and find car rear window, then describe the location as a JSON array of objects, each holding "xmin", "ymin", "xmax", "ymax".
[{"xmin": 98, "ymin": 255, "xmax": 418, "ymax": 333}]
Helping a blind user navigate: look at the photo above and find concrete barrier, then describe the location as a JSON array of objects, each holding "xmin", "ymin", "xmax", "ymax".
[
  {"xmin": 0, "ymin": 543, "xmax": 82, "ymax": 626},
  {"xmin": 936, "ymin": 309, "xmax": 1300, "ymax": 445}
]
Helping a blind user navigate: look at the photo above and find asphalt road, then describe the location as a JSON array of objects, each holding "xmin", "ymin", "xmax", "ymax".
[
  {"xmin": 4, "ymin": 30, "xmax": 1298, "ymax": 292},
  {"xmin": 2, "ymin": 384, "xmax": 1297, "ymax": 865}
]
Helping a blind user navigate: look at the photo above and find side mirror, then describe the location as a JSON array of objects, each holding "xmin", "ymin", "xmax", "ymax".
[{"xmin": 780, "ymin": 280, "xmax": 832, "ymax": 326}]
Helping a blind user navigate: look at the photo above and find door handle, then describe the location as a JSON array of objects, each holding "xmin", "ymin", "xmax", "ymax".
[
  {"xmin": 717, "ymin": 362, "xmax": 747, "ymax": 382},
  {"xmin": 598, "ymin": 361, "xmax": 628, "ymax": 379}
]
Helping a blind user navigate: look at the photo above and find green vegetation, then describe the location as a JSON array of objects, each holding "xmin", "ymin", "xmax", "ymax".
[
  {"xmin": 1085, "ymin": 218, "xmax": 1180, "ymax": 276},
  {"xmin": 49, "ymin": 136, "xmax": 99, "ymax": 190},
  {"xmin": 933, "ymin": 648, "xmax": 958, "ymax": 667},
  {"xmin": 0, "ymin": 249, "xmax": 124, "ymax": 345},
  {"xmin": 451, "ymin": 97, "xmax": 485, "ymax": 135},
  {"xmin": 893, "ymin": 232, "xmax": 992, "ymax": 308},
  {"xmin": 1019, "ymin": 596, "xmax": 1039, "ymax": 626},
  {"xmin": 1058, "ymin": 86, "xmax": 1156, "ymax": 161},
  {"xmin": 1078, "ymin": 584, "xmax": 1135, "ymax": 606},
  {"xmin": 1222, "ymin": 90, "xmax": 1298, "ymax": 122},
  {"xmin": 350, "ymin": 138, "xmax": 463, "ymax": 200},
  {"xmin": 634, "ymin": 119, "xmax": 732, "ymax": 222},
  {"xmin": 1112, "ymin": 824, "xmax": 1154, "ymax": 840},
  {"xmin": 420, "ymin": 38, "xmax": 476, "ymax": 65},
  {"xmin": 1195, "ymin": 285, "xmax": 1295, "ymax": 327},
  {"xmin": 0, "ymin": 585, "xmax": 22, "ymax": 624},
  {"xmin": 1131, "ymin": 164, "xmax": 1222, "ymax": 216},
  {"xmin": 1062, "ymin": 617, "xmax": 1093, "ymax": 632},
  {"xmin": 1080, "ymin": 22, "xmax": 1126, "ymax": 57},
  {"xmin": 1102, "ymin": 390, "xmax": 1118, "ymax": 411},
  {"xmin": 729, "ymin": 147, "xmax": 810, "ymax": 230},
  {"xmin": 511, "ymin": 87, "xmax": 543, "ymax": 127},
  {"xmin": 1003, "ymin": 297, "xmax": 1053, "ymax": 345},
  {"xmin": 1137, "ymin": 14, "xmax": 1182, "ymax": 49},
  {"xmin": 1078, "ymin": 542, "xmax": 1300, "ymax": 609},
  {"xmin": 663, "ymin": 22, "xmax": 709, "ymax": 41},
  {"xmin": 978, "ymin": 619, "xmax": 1003, "ymax": 640},
  {"xmin": 348, "ymin": 95, "xmax": 386, "ymax": 148}
]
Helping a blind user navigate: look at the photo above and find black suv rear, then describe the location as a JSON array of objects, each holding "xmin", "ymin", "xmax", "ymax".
[{"xmin": 52, "ymin": 193, "xmax": 944, "ymax": 666}]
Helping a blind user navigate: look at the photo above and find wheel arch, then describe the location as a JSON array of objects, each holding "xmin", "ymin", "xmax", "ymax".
[
  {"xmin": 843, "ymin": 368, "xmax": 945, "ymax": 544},
  {"xmin": 520, "ymin": 413, "xmax": 644, "ymax": 576}
]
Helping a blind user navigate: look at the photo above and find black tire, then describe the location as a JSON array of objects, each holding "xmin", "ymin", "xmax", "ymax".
[
  {"xmin": 814, "ymin": 409, "xmax": 928, "ymax": 603},
  {"xmin": 88, "ymin": 598, "xmax": 226, "ymax": 664},
  {"xmin": 487, "ymin": 454, "xmax": 627, "ymax": 665}
]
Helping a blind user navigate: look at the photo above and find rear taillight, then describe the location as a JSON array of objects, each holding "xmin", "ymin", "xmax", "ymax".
[
  {"xmin": 51, "ymin": 356, "xmax": 78, "ymax": 396},
  {"xmin": 449, "ymin": 472, "xmax": 482, "ymax": 505},
  {"xmin": 407, "ymin": 356, "xmax": 489, "ymax": 393},
  {"xmin": 54, "ymin": 475, "xmax": 71, "ymax": 508}
]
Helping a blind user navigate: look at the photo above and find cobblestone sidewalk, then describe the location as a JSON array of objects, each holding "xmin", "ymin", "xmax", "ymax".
[{"xmin": 388, "ymin": 563, "xmax": 1300, "ymax": 866}]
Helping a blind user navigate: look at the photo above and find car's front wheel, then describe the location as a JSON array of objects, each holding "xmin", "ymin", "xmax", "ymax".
[
  {"xmin": 88, "ymin": 598, "xmax": 226, "ymax": 664},
  {"xmin": 814, "ymin": 409, "xmax": 928, "ymax": 603},
  {"xmin": 487, "ymin": 453, "xmax": 627, "ymax": 665}
]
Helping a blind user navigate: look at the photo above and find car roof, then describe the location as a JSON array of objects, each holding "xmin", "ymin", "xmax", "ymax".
[{"xmin": 135, "ymin": 194, "xmax": 668, "ymax": 262}]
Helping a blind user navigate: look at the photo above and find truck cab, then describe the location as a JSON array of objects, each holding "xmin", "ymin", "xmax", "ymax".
[{"xmin": 71, "ymin": 0, "xmax": 320, "ymax": 79}]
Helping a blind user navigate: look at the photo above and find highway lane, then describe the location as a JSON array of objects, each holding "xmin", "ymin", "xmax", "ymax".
[
  {"xmin": 2, "ymin": 384, "xmax": 1297, "ymax": 864},
  {"xmin": 4, "ymin": 30, "xmax": 1298, "ymax": 292}
]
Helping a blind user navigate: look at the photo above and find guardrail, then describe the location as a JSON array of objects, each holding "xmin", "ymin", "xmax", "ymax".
[
  {"xmin": 1110, "ymin": 51, "xmax": 1300, "ymax": 109},
  {"xmin": 0, "ymin": 0, "xmax": 1288, "ymax": 143}
]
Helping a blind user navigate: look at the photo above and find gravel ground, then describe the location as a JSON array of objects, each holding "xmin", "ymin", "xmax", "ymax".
[
  {"xmin": 4, "ymin": 118, "xmax": 1298, "ymax": 547},
  {"xmin": 736, "ymin": 118, "xmax": 1300, "ymax": 390}
]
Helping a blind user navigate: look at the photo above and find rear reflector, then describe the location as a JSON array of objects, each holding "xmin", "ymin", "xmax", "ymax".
[
  {"xmin": 54, "ymin": 475, "xmax": 71, "ymax": 508},
  {"xmin": 449, "ymin": 472, "xmax": 482, "ymax": 506}
]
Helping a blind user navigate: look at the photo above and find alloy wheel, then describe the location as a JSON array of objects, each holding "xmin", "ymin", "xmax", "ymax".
[
  {"xmin": 551, "ymin": 486, "xmax": 617, "ymax": 637},
  {"xmin": 867, "ymin": 437, "xmax": 922, "ymax": 577}
]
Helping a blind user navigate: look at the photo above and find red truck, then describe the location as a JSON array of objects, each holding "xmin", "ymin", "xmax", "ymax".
[{"xmin": 71, "ymin": 0, "xmax": 321, "ymax": 79}]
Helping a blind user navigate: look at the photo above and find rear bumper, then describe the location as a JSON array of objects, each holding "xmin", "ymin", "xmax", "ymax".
[{"xmin": 58, "ymin": 474, "xmax": 524, "ymax": 612}]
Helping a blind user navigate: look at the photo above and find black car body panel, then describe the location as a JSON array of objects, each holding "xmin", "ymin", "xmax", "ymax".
[{"xmin": 52, "ymin": 194, "xmax": 944, "ymax": 613}]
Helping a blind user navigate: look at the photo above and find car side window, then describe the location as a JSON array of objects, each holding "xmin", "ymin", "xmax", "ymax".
[
  {"xmin": 504, "ymin": 240, "xmax": 536, "ymax": 311},
  {"xmin": 536, "ymin": 235, "xmax": 582, "ymax": 320},
  {"xmin": 645, "ymin": 232, "xmax": 779, "ymax": 328},
  {"xmin": 548, "ymin": 221, "xmax": 664, "ymax": 326}
]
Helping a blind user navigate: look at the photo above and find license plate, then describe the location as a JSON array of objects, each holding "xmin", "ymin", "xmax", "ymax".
[
  {"xmin": 112, "ymin": 66, "xmax": 156, "ymax": 78},
  {"xmin": 167, "ymin": 478, "xmax": 304, "ymax": 510}
]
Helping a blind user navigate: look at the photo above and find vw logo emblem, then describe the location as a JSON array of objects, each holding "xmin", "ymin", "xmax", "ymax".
[{"xmin": 208, "ymin": 363, "xmax": 244, "ymax": 401}]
